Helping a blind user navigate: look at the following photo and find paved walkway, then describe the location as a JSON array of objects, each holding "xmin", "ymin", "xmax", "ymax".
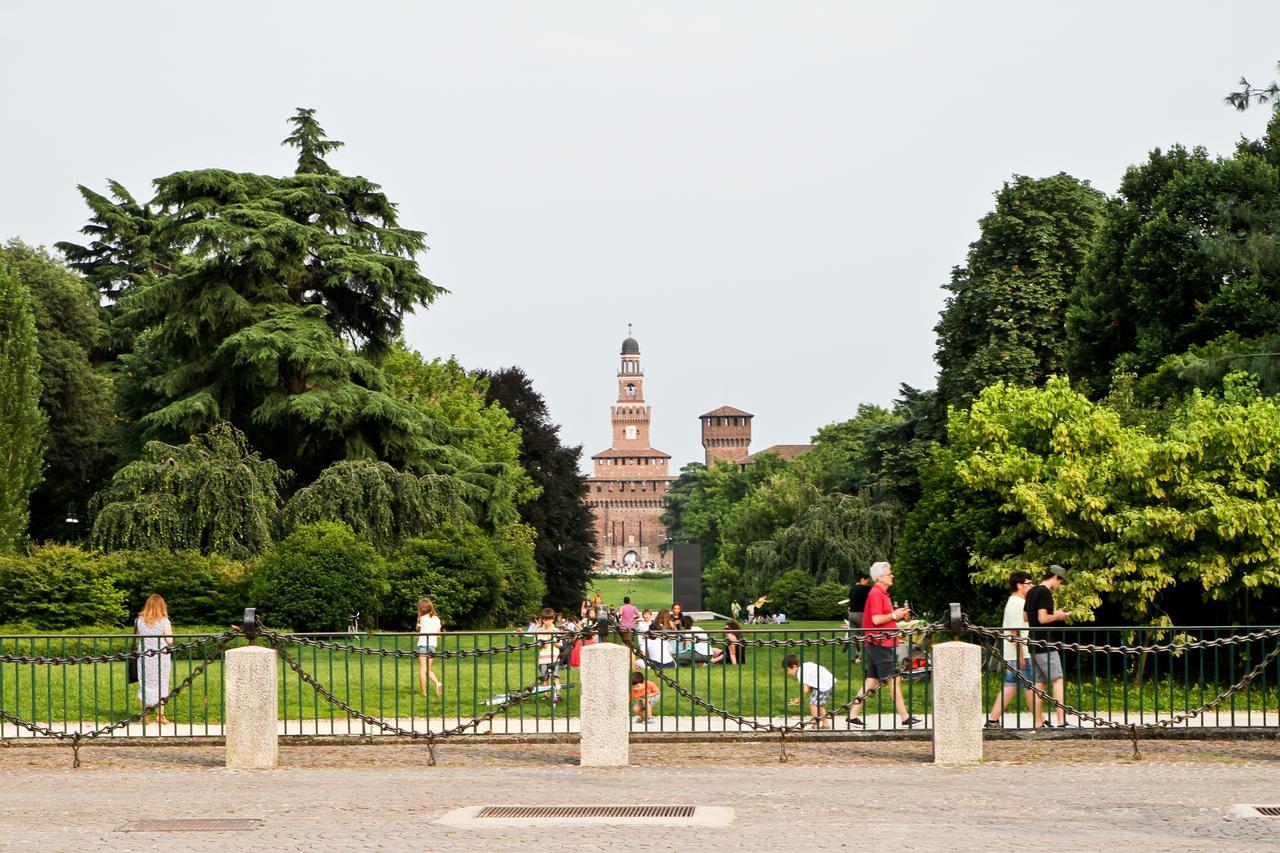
[{"xmin": 1, "ymin": 741, "xmax": 1278, "ymax": 850}]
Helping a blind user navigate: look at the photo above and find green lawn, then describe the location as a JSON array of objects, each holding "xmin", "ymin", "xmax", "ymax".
[{"xmin": 589, "ymin": 575, "xmax": 672, "ymax": 612}]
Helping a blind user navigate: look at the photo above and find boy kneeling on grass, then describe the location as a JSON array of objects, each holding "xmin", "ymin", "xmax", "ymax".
[
  {"xmin": 783, "ymin": 653, "xmax": 835, "ymax": 729},
  {"xmin": 630, "ymin": 670, "xmax": 660, "ymax": 724}
]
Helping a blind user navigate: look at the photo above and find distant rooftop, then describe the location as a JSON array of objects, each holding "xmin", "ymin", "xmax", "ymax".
[
  {"xmin": 700, "ymin": 405, "xmax": 753, "ymax": 418},
  {"xmin": 741, "ymin": 444, "xmax": 814, "ymax": 464}
]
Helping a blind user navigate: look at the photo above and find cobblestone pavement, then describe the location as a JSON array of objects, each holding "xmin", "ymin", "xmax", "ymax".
[{"xmin": 1, "ymin": 740, "xmax": 1278, "ymax": 851}]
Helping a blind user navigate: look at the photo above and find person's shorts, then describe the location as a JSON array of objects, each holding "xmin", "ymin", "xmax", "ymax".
[
  {"xmin": 865, "ymin": 643, "xmax": 897, "ymax": 680},
  {"xmin": 416, "ymin": 642, "xmax": 437, "ymax": 658},
  {"xmin": 1003, "ymin": 659, "xmax": 1034, "ymax": 686},
  {"xmin": 537, "ymin": 662, "xmax": 559, "ymax": 680},
  {"xmin": 1032, "ymin": 651, "xmax": 1063, "ymax": 682},
  {"xmin": 809, "ymin": 688, "xmax": 833, "ymax": 709}
]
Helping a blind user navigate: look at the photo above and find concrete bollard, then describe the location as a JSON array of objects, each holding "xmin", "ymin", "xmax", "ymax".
[
  {"xmin": 931, "ymin": 640, "xmax": 983, "ymax": 766},
  {"xmin": 224, "ymin": 645, "xmax": 278, "ymax": 769},
  {"xmin": 578, "ymin": 642, "xmax": 630, "ymax": 767}
]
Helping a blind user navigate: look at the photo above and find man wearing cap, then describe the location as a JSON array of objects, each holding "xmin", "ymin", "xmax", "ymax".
[{"xmin": 1025, "ymin": 565, "xmax": 1071, "ymax": 727}]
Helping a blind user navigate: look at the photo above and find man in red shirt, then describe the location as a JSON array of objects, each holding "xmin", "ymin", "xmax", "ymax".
[{"xmin": 846, "ymin": 562, "xmax": 920, "ymax": 728}]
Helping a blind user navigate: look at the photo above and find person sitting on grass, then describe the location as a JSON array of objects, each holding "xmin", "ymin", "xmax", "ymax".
[
  {"xmin": 630, "ymin": 670, "xmax": 660, "ymax": 724},
  {"xmin": 673, "ymin": 615, "xmax": 723, "ymax": 665},
  {"xmin": 783, "ymin": 653, "xmax": 835, "ymax": 729}
]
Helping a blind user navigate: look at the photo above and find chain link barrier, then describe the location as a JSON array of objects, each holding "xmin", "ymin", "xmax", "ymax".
[
  {"xmin": 0, "ymin": 631, "xmax": 238, "ymax": 767},
  {"xmin": 621, "ymin": 620, "xmax": 947, "ymax": 762},
  {"xmin": 962, "ymin": 617, "xmax": 1280, "ymax": 758},
  {"xmin": 257, "ymin": 623, "xmax": 607, "ymax": 766}
]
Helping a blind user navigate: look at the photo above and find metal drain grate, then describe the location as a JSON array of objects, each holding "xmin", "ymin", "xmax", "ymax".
[
  {"xmin": 1256, "ymin": 807, "xmax": 1280, "ymax": 817},
  {"xmin": 478, "ymin": 805, "xmax": 695, "ymax": 820},
  {"xmin": 118, "ymin": 819, "xmax": 262, "ymax": 832}
]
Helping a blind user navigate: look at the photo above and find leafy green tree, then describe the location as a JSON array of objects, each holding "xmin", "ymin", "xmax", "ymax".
[
  {"xmin": 669, "ymin": 456, "xmax": 789, "ymax": 568},
  {"xmin": 384, "ymin": 346, "xmax": 532, "ymax": 529},
  {"xmin": 383, "ymin": 523, "xmax": 505, "ymax": 629},
  {"xmin": 0, "ymin": 545, "xmax": 126, "ymax": 628},
  {"xmin": 935, "ymin": 173, "xmax": 1104, "ymax": 409},
  {"xmin": 251, "ymin": 522, "xmax": 387, "ymax": 631},
  {"xmin": 792, "ymin": 403, "xmax": 902, "ymax": 496},
  {"xmin": 0, "ymin": 255, "xmax": 46, "ymax": 551},
  {"xmin": 1065, "ymin": 131, "xmax": 1280, "ymax": 392},
  {"xmin": 1, "ymin": 242, "xmax": 113, "ymax": 541},
  {"xmin": 491, "ymin": 523, "xmax": 546, "ymax": 628},
  {"xmin": 279, "ymin": 460, "xmax": 470, "ymax": 552},
  {"xmin": 768, "ymin": 568, "xmax": 816, "ymax": 619},
  {"xmin": 956, "ymin": 376, "xmax": 1280, "ymax": 624},
  {"xmin": 90, "ymin": 423, "xmax": 284, "ymax": 559},
  {"xmin": 480, "ymin": 367, "xmax": 596, "ymax": 610},
  {"xmin": 1226, "ymin": 60, "xmax": 1280, "ymax": 113}
]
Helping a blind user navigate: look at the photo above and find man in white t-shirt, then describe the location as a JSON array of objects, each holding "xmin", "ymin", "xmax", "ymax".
[
  {"xmin": 783, "ymin": 654, "xmax": 836, "ymax": 729},
  {"xmin": 986, "ymin": 571, "xmax": 1034, "ymax": 728}
]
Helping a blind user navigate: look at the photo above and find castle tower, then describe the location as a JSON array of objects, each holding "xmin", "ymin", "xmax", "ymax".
[
  {"xmin": 701, "ymin": 405, "xmax": 752, "ymax": 466},
  {"xmin": 584, "ymin": 330, "xmax": 676, "ymax": 569}
]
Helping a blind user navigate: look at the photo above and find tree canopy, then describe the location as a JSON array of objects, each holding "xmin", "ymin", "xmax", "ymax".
[{"xmin": 0, "ymin": 255, "xmax": 46, "ymax": 552}]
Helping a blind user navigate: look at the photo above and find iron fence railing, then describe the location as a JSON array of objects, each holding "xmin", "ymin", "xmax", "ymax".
[
  {"xmin": 2, "ymin": 625, "xmax": 1278, "ymax": 740},
  {"xmin": 974, "ymin": 625, "xmax": 1280, "ymax": 730}
]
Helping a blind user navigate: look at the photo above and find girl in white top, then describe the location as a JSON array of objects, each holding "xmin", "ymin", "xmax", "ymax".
[{"xmin": 416, "ymin": 598, "xmax": 444, "ymax": 697}]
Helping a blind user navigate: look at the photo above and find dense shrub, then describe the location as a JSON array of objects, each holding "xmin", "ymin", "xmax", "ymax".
[
  {"xmin": 492, "ymin": 524, "xmax": 546, "ymax": 628},
  {"xmin": 105, "ymin": 550, "xmax": 250, "ymax": 626},
  {"xmin": 384, "ymin": 523, "xmax": 504, "ymax": 629},
  {"xmin": 250, "ymin": 523, "xmax": 388, "ymax": 631},
  {"xmin": 807, "ymin": 581, "xmax": 849, "ymax": 621},
  {"xmin": 0, "ymin": 545, "xmax": 127, "ymax": 628},
  {"xmin": 768, "ymin": 568, "xmax": 816, "ymax": 619}
]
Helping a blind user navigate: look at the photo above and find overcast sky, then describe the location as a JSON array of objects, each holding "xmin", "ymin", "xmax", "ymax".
[{"xmin": 2, "ymin": 2, "xmax": 1278, "ymax": 470}]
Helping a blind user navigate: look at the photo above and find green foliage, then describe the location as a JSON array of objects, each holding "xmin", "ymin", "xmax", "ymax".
[
  {"xmin": 701, "ymin": 555, "xmax": 743, "ymax": 614},
  {"xmin": 384, "ymin": 347, "xmax": 532, "ymax": 529},
  {"xmin": 799, "ymin": 403, "xmax": 904, "ymax": 494},
  {"xmin": 481, "ymin": 367, "xmax": 597, "ymax": 610},
  {"xmin": 744, "ymin": 492, "xmax": 900, "ymax": 591},
  {"xmin": 768, "ymin": 568, "xmax": 816, "ymax": 618},
  {"xmin": 280, "ymin": 460, "xmax": 470, "ymax": 552},
  {"xmin": 1, "ymin": 242, "xmax": 113, "ymax": 542},
  {"xmin": 383, "ymin": 523, "xmax": 504, "ymax": 629},
  {"xmin": 90, "ymin": 423, "xmax": 284, "ymax": 559},
  {"xmin": 955, "ymin": 377, "xmax": 1280, "ymax": 624},
  {"xmin": 0, "ymin": 255, "xmax": 46, "ymax": 551},
  {"xmin": 1066, "ymin": 126, "xmax": 1280, "ymax": 392},
  {"xmin": 807, "ymin": 581, "xmax": 849, "ymax": 621},
  {"xmin": 104, "ymin": 550, "xmax": 249, "ymax": 626},
  {"xmin": 491, "ymin": 523, "xmax": 547, "ymax": 628},
  {"xmin": 0, "ymin": 545, "xmax": 126, "ymax": 628},
  {"xmin": 936, "ymin": 173, "xmax": 1104, "ymax": 409},
  {"xmin": 250, "ymin": 522, "xmax": 387, "ymax": 631}
]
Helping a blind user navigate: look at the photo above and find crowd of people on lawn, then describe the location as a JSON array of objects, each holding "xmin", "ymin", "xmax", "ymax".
[{"xmin": 130, "ymin": 558, "xmax": 1074, "ymax": 732}]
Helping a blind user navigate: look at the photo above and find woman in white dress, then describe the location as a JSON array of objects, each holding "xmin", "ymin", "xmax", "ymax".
[{"xmin": 136, "ymin": 594, "xmax": 173, "ymax": 724}]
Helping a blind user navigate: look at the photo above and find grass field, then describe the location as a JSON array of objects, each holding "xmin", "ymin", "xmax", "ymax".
[{"xmin": 589, "ymin": 575, "xmax": 672, "ymax": 612}]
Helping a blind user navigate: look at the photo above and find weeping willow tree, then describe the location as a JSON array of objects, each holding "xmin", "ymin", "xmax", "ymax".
[
  {"xmin": 90, "ymin": 423, "xmax": 284, "ymax": 558},
  {"xmin": 743, "ymin": 492, "xmax": 900, "ymax": 590},
  {"xmin": 279, "ymin": 460, "xmax": 472, "ymax": 552}
]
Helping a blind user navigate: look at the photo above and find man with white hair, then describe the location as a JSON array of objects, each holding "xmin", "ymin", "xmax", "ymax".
[{"xmin": 846, "ymin": 561, "xmax": 920, "ymax": 727}]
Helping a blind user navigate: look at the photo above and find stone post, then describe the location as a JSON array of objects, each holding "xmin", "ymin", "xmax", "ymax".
[
  {"xmin": 224, "ymin": 645, "xmax": 278, "ymax": 769},
  {"xmin": 931, "ymin": 640, "xmax": 982, "ymax": 766},
  {"xmin": 579, "ymin": 642, "xmax": 630, "ymax": 767}
]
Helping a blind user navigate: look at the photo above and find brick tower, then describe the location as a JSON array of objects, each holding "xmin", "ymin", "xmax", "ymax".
[
  {"xmin": 701, "ymin": 405, "xmax": 752, "ymax": 466},
  {"xmin": 584, "ymin": 330, "xmax": 676, "ymax": 569}
]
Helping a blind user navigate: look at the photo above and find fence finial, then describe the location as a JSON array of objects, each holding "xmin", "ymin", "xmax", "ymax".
[{"xmin": 948, "ymin": 603, "xmax": 963, "ymax": 639}]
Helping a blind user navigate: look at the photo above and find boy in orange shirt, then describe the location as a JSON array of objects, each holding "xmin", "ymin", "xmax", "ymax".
[{"xmin": 630, "ymin": 670, "xmax": 660, "ymax": 724}]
